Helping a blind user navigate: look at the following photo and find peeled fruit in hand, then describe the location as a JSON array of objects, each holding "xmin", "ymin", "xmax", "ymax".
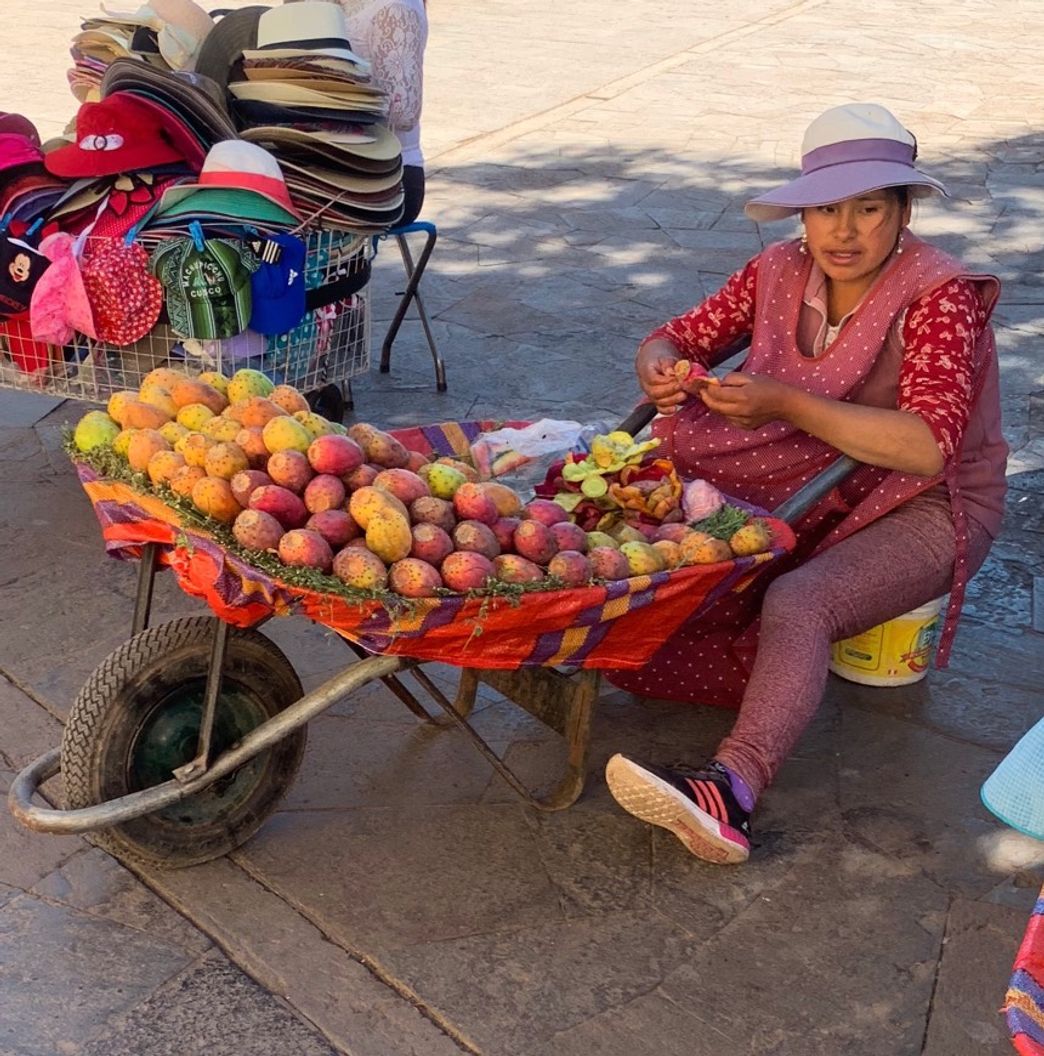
[
  {"xmin": 365, "ymin": 508, "xmax": 413, "ymax": 564},
  {"xmin": 278, "ymin": 529, "xmax": 334, "ymax": 572},
  {"xmin": 269, "ymin": 384, "xmax": 310, "ymax": 415},
  {"xmin": 230, "ymin": 469, "xmax": 272, "ymax": 507},
  {"xmin": 74, "ymin": 410, "xmax": 121, "ymax": 452},
  {"xmin": 204, "ymin": 442, "xmax": 249, "ymax": 480},
  {"xmin": 303, "ymin": 474, "xmax": 347, "ymax": 514},
  {"xmin": 409, "ymin": 496, "xmax": 456, "ymax": 534},
  {"xmin": 389, "ymin": 558, "xmax": 443, "ymax": 598},
  {"xmin": 227, "ymin": 368, "xmax": 274, "ymax": 404},
  {"xmin": 441, "ymin": 551, "xmax": 494, "ymax": 592},
  {"xmin": 619, "ymin": 540, "xmax": 666, "ymax": 576},
  {"xmin": 191, "ymin": 476, "xmax": 242, "ymax": 523},
  {"xmin": 410, "ymin": 523, "xmax": 454, "ymax": 566},
  {"xmin": 523, "ymin": 498, "xmax": 570, "ymax": 527},
  {"xmin": 249, "ymin": 484, "xmax": 308, "ymax": 529},
  {"xmin": 548, "ymin": 550, "xmax": 593, "ymax": 587},
  {"xmin": 680, "ymin": 531, "xmax": 733, "ymax": 565},
  {"xmin": 588, "ymin": 546, "xmax": 631, "ymax": 581},
  {"xmin": 453, "ymin": 482, "xmax": 499, "ymax": 526},
  {"xmin": 333, "ymin": 547, "xmax": 388, "ymax": 590},
  {"xmin": 262, "ymin": 415, "xmax": 312, "ymax": 454},
  {"xmin": 452, "ymin": 520, "xmax": 500, "ymax": 561},
  {"xmin": 422, "ymin": 462, "xmax": 468, "ymax": 500},
  {"xmin": 307, "ymin": 434, "xmax": 364, "ymax": 476},
  {"xmin": 493, "ymin": 554, "xmax": 545, "ymax": 584},
  {"xmin": 513, "ymin": 520, "xmax": 557, "ymax": 566},
  {"xmin": 305, "ymin": 509, "xmax": 359, "ymax": 548},
  {"xmin": 147, "ymin": 449, "xmax": 185, "ymax": 486},
  {"xmin": 127, "ymin": 429, "xmax": 170, "ymax": 472},
  {"xmin": 267, "ymin": 449, "xmax": 314, "ymax": 493},
  {"xmin": 233, "ymin": 509, "xmax": 285, "ymax": 552},
  {"xmin": 729, "ymin": 520, "xmax": 773, "ymax": 556}
]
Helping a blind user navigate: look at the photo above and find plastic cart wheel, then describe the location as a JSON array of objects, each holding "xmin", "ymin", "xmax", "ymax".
[
  {"xmin": 306, "ymin": 383, "xmax": 346, "ymax": 423},
  {"xmin": 61, "ymin": 616, "xmax": 306, "ymax": 868}
]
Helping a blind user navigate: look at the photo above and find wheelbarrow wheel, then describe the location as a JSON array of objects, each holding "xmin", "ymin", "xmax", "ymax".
[
  {"xmin": 61, "ymin": 616, "xmax": 306, "ymax": 869},
  {"xmin": 306, "ymin": 383, "xmax": 346, "ymax": 423}
]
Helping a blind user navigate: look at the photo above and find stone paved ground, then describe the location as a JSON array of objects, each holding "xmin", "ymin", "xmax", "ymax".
[{"xmin": 1, "ymin": 1, "xmax": 1043, "ymax": 1054}]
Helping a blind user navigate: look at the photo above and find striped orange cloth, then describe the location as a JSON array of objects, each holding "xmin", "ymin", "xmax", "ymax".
[
  {"xmin": 73, "ymin": 418, "xmax": 796, "ymax": 670},
  {"xmin": 1007, "ymin": 888, "xmax": 1044, "ymax": 1055}
]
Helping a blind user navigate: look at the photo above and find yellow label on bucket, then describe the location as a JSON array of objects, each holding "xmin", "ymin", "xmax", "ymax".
[{"xmin": 830, "ymin": 602, "xmax": 942, "ymax": 687}]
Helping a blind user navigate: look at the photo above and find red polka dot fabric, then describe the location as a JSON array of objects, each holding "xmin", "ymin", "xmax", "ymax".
[{"xmin": 82, "ymin": 240, "xmax": 163, "ymax": 346}]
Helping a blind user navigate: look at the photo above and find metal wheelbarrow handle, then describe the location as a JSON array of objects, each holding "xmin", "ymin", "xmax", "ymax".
[{"xmin": 614, "ymin": 401, "xmax": 859, "ymax": 527}]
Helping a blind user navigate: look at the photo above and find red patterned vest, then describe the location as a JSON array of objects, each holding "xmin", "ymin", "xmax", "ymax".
[{"xmin": 653, "ymin": 233, "xmax": 1006, "ymax": 665}]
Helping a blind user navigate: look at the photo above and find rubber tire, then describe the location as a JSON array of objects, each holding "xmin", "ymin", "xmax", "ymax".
[
  {"xmin": 61, "ymin": 616, "xmax": 306, "ymax": 869},
  {"xmin": 306, "ymin": 383, "xmax": 346, "ymax": 423}
]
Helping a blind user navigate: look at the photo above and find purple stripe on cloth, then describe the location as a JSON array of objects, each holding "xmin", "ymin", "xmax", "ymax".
[
  {"xmin": 1011, "ymin": 968, "xmax": 1044, "ymax": 1009},
  {"xmin": 801, "ymin": 137, "xmax": 914, "ymax": 174},
  {"xmin": 1007, "ymin": 1007, "xmax": 1044, "ymax": 1047},
  {"xmin": 93, "ymin": 497, "xmax": 151, "ymax": 528}
]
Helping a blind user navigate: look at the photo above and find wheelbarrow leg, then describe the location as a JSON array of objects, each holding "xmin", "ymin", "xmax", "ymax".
[
  {"xmin": 131, "ymin": 542, "xmax": 160, "ymax": 636},
  {"xmin": 424, "ymin": 668, "xmax": 599, "ymax": 811}
]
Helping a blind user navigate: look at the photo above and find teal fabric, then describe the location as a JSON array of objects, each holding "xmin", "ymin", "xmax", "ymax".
[{"xmin": 982, "ymin": 715, "xmax": 1044, "ymax": 841}]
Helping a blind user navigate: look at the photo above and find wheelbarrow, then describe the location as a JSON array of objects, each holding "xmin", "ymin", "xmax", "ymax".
[{"xmin": 8, "ymin": 408, "xmax": 856, "ymax": 868}]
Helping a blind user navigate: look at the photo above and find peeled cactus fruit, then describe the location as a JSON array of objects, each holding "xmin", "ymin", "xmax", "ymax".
[{"xmin": 729, "ymin": 520, "xmax": 773, "ymax": 556}]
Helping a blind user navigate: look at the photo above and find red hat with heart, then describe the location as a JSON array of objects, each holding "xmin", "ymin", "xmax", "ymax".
[{"xmin": 44, "ymin": 92, "xmax": 191, "ymax": 179}]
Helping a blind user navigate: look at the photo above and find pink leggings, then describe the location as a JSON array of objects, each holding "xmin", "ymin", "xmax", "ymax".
[{"xmin": 714, "ymin": 492, "xmax": 993, "ymax": 798}]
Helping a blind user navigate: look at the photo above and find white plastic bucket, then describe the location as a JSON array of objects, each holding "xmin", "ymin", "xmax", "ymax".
[{"xmin": 829, "ymin": 598, "xmax": 945, "ymax": 687}]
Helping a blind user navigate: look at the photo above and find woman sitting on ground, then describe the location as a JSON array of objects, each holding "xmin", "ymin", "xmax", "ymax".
[{"xmin": 604, "ymin": 103, "xmax": 1008, "ymax": 866}]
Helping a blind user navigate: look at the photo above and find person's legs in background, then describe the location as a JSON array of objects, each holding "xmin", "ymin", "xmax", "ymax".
[
  {"xmin": 399, "ymin": 164, "xmax": 425, "ymax": 226},
  {"xmin": 607, "ymin": 491, "xmax": 993, "ymax": 863}
]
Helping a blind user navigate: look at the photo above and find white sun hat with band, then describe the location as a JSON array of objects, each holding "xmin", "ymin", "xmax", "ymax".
[{"xmin": 745, "ymin": 103, "xmax": 949, "ymax": 222}]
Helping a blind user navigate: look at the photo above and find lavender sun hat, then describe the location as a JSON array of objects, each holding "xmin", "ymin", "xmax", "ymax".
[{"xmin": 745, "ymin": 103, "xmax": 948, "ymax": 222}]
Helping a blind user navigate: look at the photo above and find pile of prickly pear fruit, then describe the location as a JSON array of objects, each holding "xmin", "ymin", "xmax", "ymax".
[{"xmin": 72, "ymin": 370, "xmax": 776, "ymax": 597}]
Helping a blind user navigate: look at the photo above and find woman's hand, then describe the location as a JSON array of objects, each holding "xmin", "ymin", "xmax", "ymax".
[
  {"xmin": 699, "ymin": 372, "xmax": 794, "ymax": 429},
  {"xmin": 635, "ymin": 340, "xmax": 688, "ymax": 415}
]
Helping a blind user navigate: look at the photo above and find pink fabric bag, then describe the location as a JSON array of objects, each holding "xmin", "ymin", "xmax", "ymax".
[{"xmin": 29, "ymin": 232, "xmax": 97, "ymax": 346}]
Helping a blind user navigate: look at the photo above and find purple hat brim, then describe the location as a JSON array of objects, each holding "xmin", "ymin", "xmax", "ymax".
[{"xmin": 745, "ymin": 161, "xmax": 947, "ymax": 222}]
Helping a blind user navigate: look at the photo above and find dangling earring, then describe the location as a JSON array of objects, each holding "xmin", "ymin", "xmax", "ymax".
[
  {"xmin": 895, "ymin": 231, "xmax": 905, "ymax": 255},
  {"xmin": 798, "ymin": 232, "xmax": 808, "ymax": 255}
]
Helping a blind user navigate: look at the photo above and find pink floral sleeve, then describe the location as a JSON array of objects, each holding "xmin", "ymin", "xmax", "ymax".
[
  {"xmin": 642, "ymin": 256, "xmax": 759, "ymax": 367},
  {"xmin": 899, "ymin": 278, "xmax": 987, "ymax": 459}
]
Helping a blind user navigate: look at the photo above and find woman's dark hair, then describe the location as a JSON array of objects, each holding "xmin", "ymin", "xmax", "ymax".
[{"xmin": 889, "ymin": 186, "xmax": 911, "ymax": 209}]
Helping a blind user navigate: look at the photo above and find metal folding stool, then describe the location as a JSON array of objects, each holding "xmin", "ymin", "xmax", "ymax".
[{"xmin": 373, "ymin": 220, "xmax": 446, "ymax": 391}]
